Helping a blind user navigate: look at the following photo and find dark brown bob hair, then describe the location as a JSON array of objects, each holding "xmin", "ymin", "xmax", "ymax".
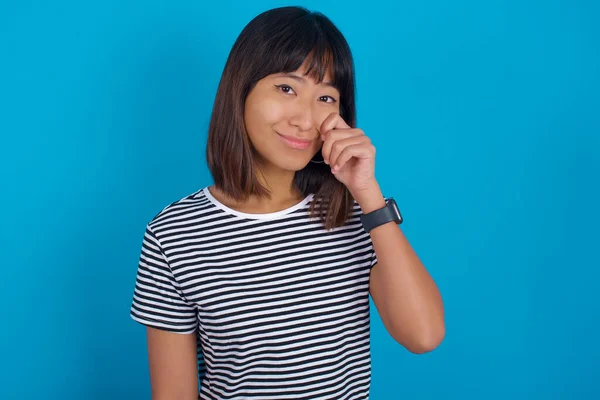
[{"xmin": 206, "ymin": 6, "xmax": 357, "ymax": 230}]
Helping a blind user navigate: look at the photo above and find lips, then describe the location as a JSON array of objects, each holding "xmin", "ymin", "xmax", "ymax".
[{"xmin": 278, "ymin": 133, "xmax": 313, "ymax": 150}]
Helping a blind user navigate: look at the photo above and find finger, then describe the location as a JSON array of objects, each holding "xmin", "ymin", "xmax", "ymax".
[
  {"xmin": 321, "ymin": 129, "xmax": 364, "ymax": 164},
  {"xmin": 328, "ymin": 135, "xmax": 370, "ymax": 169},
  {"xmin": 318, "ymin": 112, "xmax": 352, "ymax": 139},
  {"xmin": 332, "ymin": 144, "xmax": 375, "ymax": 173}
]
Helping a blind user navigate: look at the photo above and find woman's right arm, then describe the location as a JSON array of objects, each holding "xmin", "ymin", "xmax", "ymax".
[{"xmin": 146, "ymin": 327, "xmax": 199, "ymax": 400}]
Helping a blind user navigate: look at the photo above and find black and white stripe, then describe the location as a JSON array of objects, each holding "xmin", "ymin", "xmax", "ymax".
[{"xmin": 131, "ymin": 187, "xmax": 377, "ymax": 399}]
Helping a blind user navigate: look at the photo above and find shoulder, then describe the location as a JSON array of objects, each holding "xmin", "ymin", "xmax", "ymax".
[{"xmin": 146, "ymin": 186, "xmax": 212, "ymax": 233}]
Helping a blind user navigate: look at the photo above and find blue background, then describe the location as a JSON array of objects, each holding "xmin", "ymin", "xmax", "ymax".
[{"xmin": 1, "ymin": 0, "xmax": 599, "ymax": 398}]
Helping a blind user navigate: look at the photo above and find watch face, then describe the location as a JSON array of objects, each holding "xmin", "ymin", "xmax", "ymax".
[{"xmin": 388, "ymin": 198, "xmax": 403, "ymax": 223}]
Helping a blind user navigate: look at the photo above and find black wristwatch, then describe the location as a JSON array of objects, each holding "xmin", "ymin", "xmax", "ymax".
[{"xmin": 360, "ymin": 197, "xmax": 403, "ymax": 233}]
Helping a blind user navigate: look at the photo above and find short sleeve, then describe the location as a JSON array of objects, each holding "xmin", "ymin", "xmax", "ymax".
[
  {"xmin": 130, "ymin": 224, "xmax": 198, "ymax": 334},
  {"xmin": 371, "ymin": 247, "xmax": 378, "ymax": 269},
  {"xmin": 356, "ymin": 199, "xmax": 380, "ymax": 270}
]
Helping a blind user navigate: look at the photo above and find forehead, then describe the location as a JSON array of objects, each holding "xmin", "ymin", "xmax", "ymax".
[
  {"xmin": 271, "ymin": 71, "xmax": 337, "ymax": 91},
  {"xmin": 272, "ymin": 56, "xmax": 336, "ymax": 88},
  {"xmin": 298, "ymin": 56, "xmax": 333, "ymax": 75}
]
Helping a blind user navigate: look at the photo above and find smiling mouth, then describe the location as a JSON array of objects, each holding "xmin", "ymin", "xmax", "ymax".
[{"xmin": 277, "ymin": 133, "xmax": 313, "ymax": 150}]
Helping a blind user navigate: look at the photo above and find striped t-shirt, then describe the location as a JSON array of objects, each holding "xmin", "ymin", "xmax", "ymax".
[{"xmin": 130, "ymin": 186, "xmax": 378, "ymax": 399}]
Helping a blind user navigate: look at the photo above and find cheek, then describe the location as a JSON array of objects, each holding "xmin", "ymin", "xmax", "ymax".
[
  {"xmin": 243, "ymin": 94, "xmax": 286, "ymax": 154},
  {"xmin": 245, "ymin": 96, "xmax": 284, "ymax": 131},
  {"xmin": 313, "ymin": 105, "xmax": 340, "ymax": 129}
]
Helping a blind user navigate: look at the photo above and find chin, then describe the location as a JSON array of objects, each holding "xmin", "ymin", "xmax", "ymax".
[
  {"xmin": 258, "ymin": 147, "xmax": 315, "ymax": 172},
  {"xmin": 284, "ymin": 160, "xmax": 310, "ymax": 172},
  {"xmin": 267, "ymin": 156, "xmax": 309, "ymax": 172}
]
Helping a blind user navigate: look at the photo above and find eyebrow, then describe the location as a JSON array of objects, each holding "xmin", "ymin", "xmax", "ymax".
[{"xmin": 276, "ymin": 73, "xmax": 337, "ymax": 89}]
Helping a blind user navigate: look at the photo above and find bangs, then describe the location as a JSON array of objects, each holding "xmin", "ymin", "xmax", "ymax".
[
  {"xmin": 253, "ymin": 12, "xmax": 352, "ymax": 91},
  {"xmin": 274, "ymin": 42, "xmax": 336, "ymax": 85}
]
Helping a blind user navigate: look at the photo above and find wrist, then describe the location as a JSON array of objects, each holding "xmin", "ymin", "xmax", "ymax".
[{"xmin": 352, "ymin": 181, "xmax": 386, "ymax": 214}]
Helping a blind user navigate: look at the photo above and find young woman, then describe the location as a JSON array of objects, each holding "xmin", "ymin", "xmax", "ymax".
[{"xmin": 130, "ymin": 6, "xmax": 444, "ymax": 399}]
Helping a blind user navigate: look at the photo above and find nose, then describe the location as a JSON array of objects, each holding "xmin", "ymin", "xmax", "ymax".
[{"xmin": 288, "ymin": 103, "xmax": 314, "ymax": 132}]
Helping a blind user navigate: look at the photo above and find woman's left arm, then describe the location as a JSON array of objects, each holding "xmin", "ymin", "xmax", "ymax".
[
  {"xmin": 318, "ymin": 112, "xmax": 445, "ymax": 353},
  {"xmin": 355, "ymin": 181, "xmax": 446, "ymax": 354}
]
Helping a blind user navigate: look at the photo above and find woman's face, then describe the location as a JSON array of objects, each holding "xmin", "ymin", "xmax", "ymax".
[{"xmin": 244, "ymin": 60, "xmax": 341, "ymax": 172}]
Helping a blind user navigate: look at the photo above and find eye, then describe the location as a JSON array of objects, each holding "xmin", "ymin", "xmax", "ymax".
[
  {"xmin": 319, "ymin": 95, "xmax": 337, "ymax": 103},
  {"xmin": 275, "ymin": 84, "xmax": 296, "ymax": 95}
]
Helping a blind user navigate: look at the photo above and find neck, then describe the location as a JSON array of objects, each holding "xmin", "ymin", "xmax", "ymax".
[
  {"xmin": 252, "ymin": 163, "xmax": 303, "ymax": 211},
  {"xmin": 211, "ymin": 163, "xmax": 305, "ymax": 214}
]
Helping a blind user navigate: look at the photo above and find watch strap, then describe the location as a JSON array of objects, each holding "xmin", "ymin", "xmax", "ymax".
[{"xmin": 360, "ymin": 198, "xmax": 403, "ymax": 233}]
